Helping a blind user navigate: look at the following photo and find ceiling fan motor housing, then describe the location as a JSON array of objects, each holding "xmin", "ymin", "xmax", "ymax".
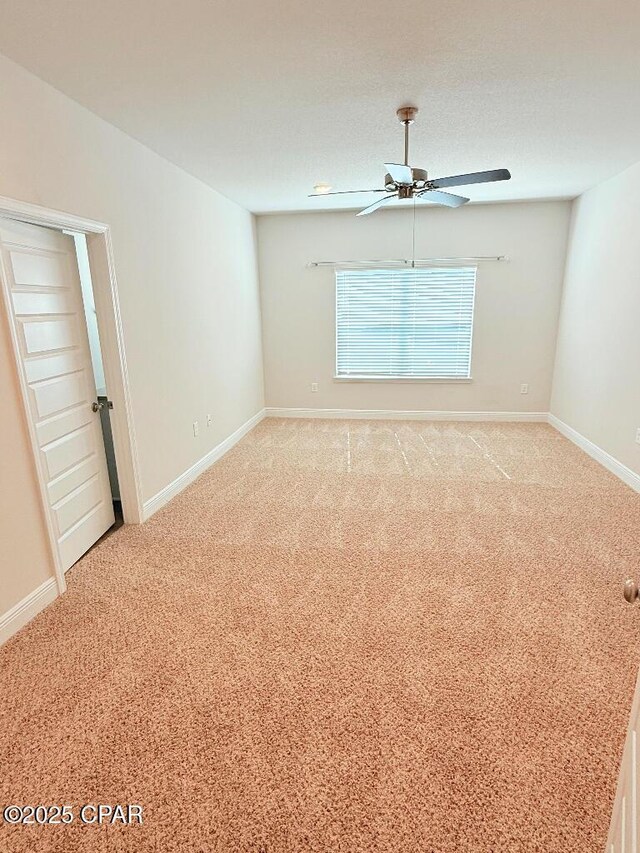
[{"xmin": 384, "ymin": 166, "xmax": 428, "ymax": 192}]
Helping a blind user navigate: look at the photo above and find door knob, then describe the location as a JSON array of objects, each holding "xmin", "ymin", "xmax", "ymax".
[
  {"xmin": 624, "ymin": 579, "xmax": 639, "ymax": 603},
  {"xmin": 91, "ymin": 399, "xmax": 113, "ymax": 413}
]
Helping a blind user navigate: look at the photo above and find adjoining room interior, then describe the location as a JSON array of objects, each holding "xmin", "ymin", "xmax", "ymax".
[
  {"xmin": 0, "ymin": 2, "xmax": 639, "ymax": 851},
  {"xmin": 70, "ymin": 230, "xmax": 121, "ymax": 519}
]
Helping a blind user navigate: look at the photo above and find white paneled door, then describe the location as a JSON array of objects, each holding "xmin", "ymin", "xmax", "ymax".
[
  {"xmin": 606, "ymin": 582, "xmax": 640, "ymax": 851},
  {"xmin": 0, "ymin": 219, "xmax": 114, "ymax": 572},
  {"xmin": 606, "ymin": 676, "xmax": 640, "ymax": 852}
]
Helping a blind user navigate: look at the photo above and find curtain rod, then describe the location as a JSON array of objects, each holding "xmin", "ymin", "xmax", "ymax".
[{"xmin": 307, "ymin": 255, "xmax": 507, "ymax": 268}]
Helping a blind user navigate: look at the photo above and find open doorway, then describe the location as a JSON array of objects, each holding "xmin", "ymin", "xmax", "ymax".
[
  {"xmin": 0, "ymin": 194, "xmax": 144, "ymax": 595},
  {"xmin": 0, "ymin": 219, "xmax": 118, "ymax": 575},
  {"xmin": 67, "ymin": 231, "xmax": 123, "ymax": 535}
]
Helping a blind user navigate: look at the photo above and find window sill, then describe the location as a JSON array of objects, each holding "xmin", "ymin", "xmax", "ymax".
[{"xmin": 333, "ymin": 376, "xmax": 472, "ymax": 384}]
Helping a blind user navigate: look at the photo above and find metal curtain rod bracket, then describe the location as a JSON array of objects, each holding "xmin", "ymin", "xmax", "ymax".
[{"xmin": 307, "ymin": 256, "xmax": 508, "ymax": 268}]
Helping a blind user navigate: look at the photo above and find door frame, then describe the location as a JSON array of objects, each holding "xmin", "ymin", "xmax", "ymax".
[{"xmin": 0, "ymin": 195, "xmax": 144, "ymax": 595}]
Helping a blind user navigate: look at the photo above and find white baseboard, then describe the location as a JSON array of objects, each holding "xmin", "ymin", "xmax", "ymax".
[
  {"xmin": 139, "ymin": 406, "xmax": 637, "ymax": 518},
  {"xmin": 265, "ymin": 407, "xmax": 548, "ymax": 422},
  {"xmin": 548, "ymin": 414, "xmax": 640, "ymax": 494},
  {"xmin": 143, "ymin": 408, "xmax": 266, "ymax": 520},
  {"xmin": 0, "ymin": 577, "xmax": 58, "ymax": 647}
]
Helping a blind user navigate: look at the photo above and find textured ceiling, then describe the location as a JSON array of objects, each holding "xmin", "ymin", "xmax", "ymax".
[{"xmin": 0, "ymin": 0, "xmax": 639, "ymax": 213}]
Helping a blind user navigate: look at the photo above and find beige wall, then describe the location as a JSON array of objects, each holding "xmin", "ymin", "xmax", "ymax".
[
  {"xmin": 258, "ymin": 201, "xmax": 571, "ymax": 413},
  {"xmin": 551, "ymin": 162, "xmax": 640, "ymax": 475},
  {"xmin": 0, "ymin": 53, "xmax": 264, "ymax": 616}
]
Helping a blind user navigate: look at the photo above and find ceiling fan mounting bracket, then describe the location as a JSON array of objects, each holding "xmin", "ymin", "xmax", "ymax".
[{"xmin": 396, "ymin": 106, "xmax": 418, "ymax": 125}]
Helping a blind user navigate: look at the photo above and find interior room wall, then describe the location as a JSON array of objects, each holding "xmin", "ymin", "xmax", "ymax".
[
  {"xmin": 0, "ymin": 52, "xmax": 264, "ymax": 618},
  {"xmin": 257, "ymin": 201, "xmax": 571, "ymax": 414},
  {"xmin": 551, "ymin": 161, "xmax": 640, "ymax": 476}
]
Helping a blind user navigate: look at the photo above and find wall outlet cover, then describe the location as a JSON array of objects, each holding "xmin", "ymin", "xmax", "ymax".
[{"xmin": 193, "ymin": 421, "xmax": 199, "ymax": 437}]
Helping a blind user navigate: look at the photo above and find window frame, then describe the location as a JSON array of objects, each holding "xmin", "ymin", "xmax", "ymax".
[{"xmin": 334, "ymin": 265, "xmax": 477, "ymax": 383}]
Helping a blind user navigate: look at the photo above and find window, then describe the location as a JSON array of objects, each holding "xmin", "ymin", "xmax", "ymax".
[{"xmin": 335, "ymin": 266, "xmax": 476, "ymax": 379}]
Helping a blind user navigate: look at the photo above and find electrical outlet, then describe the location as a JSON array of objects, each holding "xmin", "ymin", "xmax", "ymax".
[
  {"xmin": 311, "ymin": 382, "xmax": 319, "ymax": 393},
  {"xmin": 193, "ymin": 421, "xmax": 199, "ymax": 437},
  {"xmin": 636, "ymin": 428, "xmax": 640, "ymax": 445},
  {"xmin": 520, "ymin": 383, "xmax": 529, "ymax": 394},
  {"xmin": 207, "ymin": 414, "xmax": 212, "ymax": 427}
]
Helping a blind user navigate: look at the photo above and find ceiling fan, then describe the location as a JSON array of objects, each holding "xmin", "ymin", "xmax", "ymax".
[{"xmin": 309, "ymin": 106, "xmax": 511, "ymax": 216}]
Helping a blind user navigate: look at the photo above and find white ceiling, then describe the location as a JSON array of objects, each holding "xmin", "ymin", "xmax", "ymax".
[{"xmin": 0, "ymin": 0, "xmax": 639, "ymax": 213}]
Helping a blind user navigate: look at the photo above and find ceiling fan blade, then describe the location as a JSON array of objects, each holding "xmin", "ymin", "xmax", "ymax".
[
  {"xmin": 417, "ymin": 190, "xmax": 470, "ymax": 208},
  {"xmin": 429, "ymin": 168, "xmax": 511, "ymax": 189},
  {"xmin": 308, "ymin": 189, "xmax": 387, "ymax": 197},
  {"xmin": 384, "ymin": 163, "xmax": 413, "ymax": 184},
  {"xmin": 356, "ymin": 194, "xmax": 399, "ymax": 217}
]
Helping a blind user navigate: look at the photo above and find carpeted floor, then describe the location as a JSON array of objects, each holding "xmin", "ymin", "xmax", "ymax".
[{"xmin": 2, "ymin": 418, "xmax": 640, "ymax": 852}]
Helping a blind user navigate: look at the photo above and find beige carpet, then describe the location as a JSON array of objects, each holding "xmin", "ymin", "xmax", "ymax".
[{"xmin": 2, "ymin": 419, "xmax": 640, "ymax": 852}]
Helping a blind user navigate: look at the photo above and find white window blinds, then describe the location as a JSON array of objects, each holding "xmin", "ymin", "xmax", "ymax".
[{"xmin": 335, "ymin": 266, "xmax": 476, "ymax": 379}]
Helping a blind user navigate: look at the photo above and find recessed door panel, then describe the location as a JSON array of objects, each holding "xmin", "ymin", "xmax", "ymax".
[
  {"xmin": 53, "ymin": 475, "xmax": 103, "ymax": 537},
  {"xmin": 10, "ymin": 248, "xmax": 69, "ymax": 287},
  {"xmin": 12, "ymin": 290, "xmax": 70, "ymax": 315},
  {"xmin": 21, "ymin": 316, "xmax": 78, "ymax": 355},
  {"xmin": 48, "ymin": 455, "xmax": 100, "ymax": 506},
  {"xmin": 32, "ymin": 372, "xmax": 86, "ymax": 419},
  {"xmin": 58, "ymin": 503, "xmax": 113, "ymax": 570},
  {"xmin": 36, "ymin": 404, "xmax": 92, "ymax": 448},
  {"xmin": 42, "ymin": 426, "xmax": 94, "ymax": 480},
  {"xmin": 24, "ymin": 350, "xmax": 84, "ymax": 384}
]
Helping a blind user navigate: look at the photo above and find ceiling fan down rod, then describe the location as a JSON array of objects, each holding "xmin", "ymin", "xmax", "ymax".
[{"xmin": 397, "ymin": 106, "xmax": 418, "ymax": 167}]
